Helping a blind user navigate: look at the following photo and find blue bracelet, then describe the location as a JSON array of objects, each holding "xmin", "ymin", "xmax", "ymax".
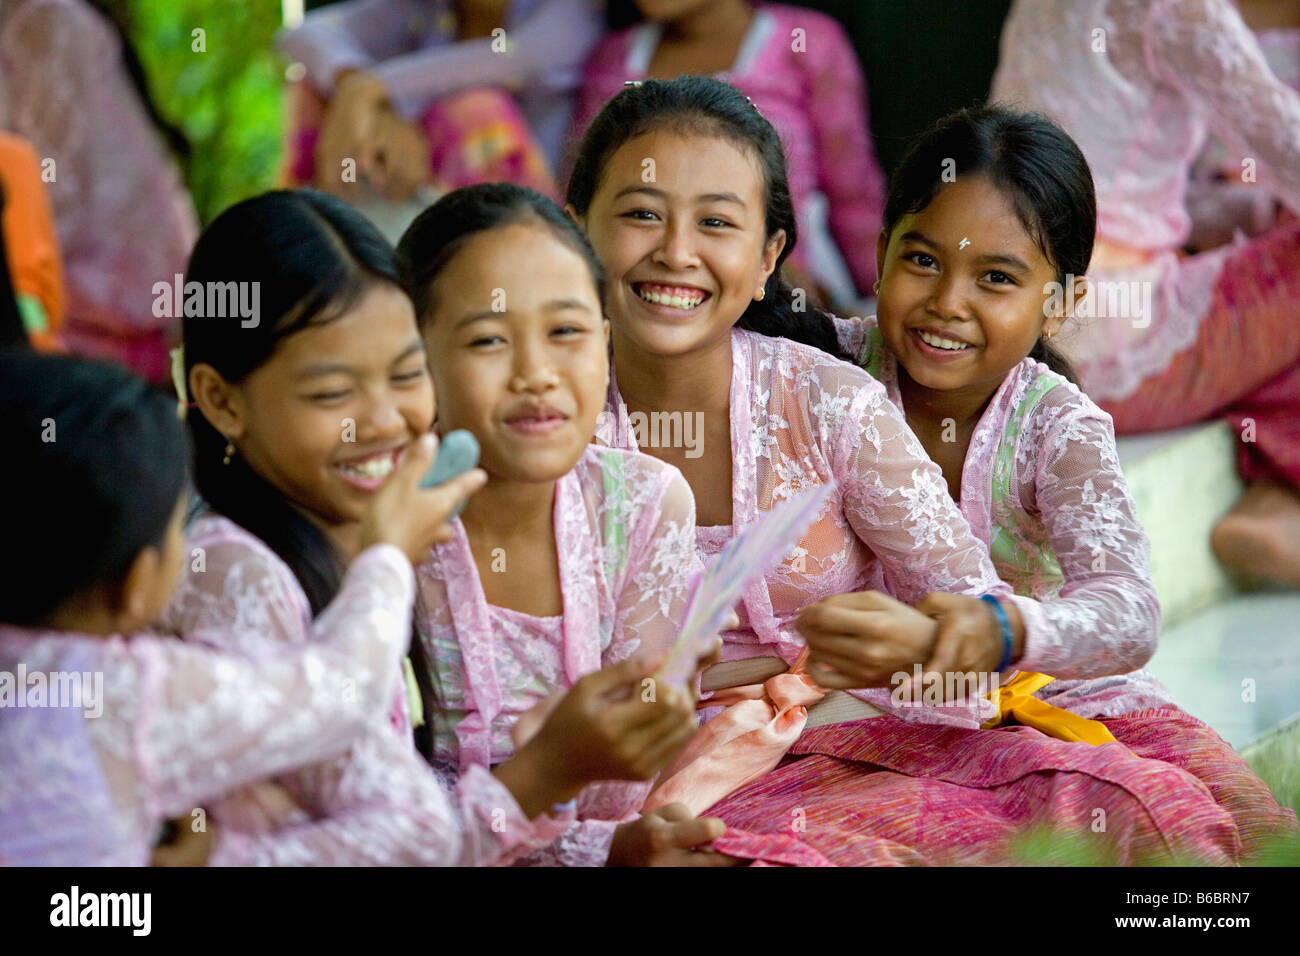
[{"xmin": 980, "ymin": 595, "xmax": 1015, "ymax": 672}]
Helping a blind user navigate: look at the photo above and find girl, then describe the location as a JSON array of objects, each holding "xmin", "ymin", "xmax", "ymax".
[
  {"xmin": 991, "ymin": 0, "xmax": 1300, "ymax": 586},
  {"xmin": 170, "ymin": 188, "xmax": 704, "ymax": 865},
  {"xmin": 280, "ymin": 0, "xmax": 603, "ymax": 203},
  {"xmin": 573, "ymin": 0, "xmax": 885, "ymax": 306},
  {"xmin": 0, "ymin": 348, "xmax": 437, "ymax": 864},
  {"xmin": 567, "ymin": 76, "xmax": 1270, "ymax": 865},
  {"xmin": 396, "ymin": 182, "xmax": 731, "ymax": 866},
  {"xmin": 824, "ymin": 104, "xmax": 1296, "ymax": 860}
]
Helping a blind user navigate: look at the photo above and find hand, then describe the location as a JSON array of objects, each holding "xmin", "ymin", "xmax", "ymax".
[
  {"xmin": 358, "ymin": 433, "xmax": 487, "ymax": 563},
  {"xmin": 367, "ymin": 107, "xmax": 430, "ymax": 200},
  {"xmin": 607, "ymin": 804, "xmax": 743, "ymax": 867},
  {"xmin": 913, "ymin": 592, "xmax": 1024, "ymax": 694},
  {"xmin": 314, "ymin": 70, "xmax": 389, "ymax": 197},
  {"xmin": 797, "ymin": 590, "xmax": 937, "ymax": 689},
  {"xmin": 151, "ymin": 811, "xmax": 213, "ymax": 867}
]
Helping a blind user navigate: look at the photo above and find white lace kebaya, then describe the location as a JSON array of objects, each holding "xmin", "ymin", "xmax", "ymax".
[{"xmin": 161, "ymin": 515, "xmax": 572, "ymax": 866}]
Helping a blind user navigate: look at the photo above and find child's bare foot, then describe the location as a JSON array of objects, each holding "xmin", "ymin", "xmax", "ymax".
[{"xmin": 1211, "ymin": 482, "xmax": 1300, "ymax": 586}]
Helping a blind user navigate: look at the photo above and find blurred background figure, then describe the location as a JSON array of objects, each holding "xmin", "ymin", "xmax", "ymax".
[
  {"xmin": 992, "ymin": 0, "xmax": 1300, "ymax": 587},
  {"xmin": 279, "ymin": 0, "xmax": 603, "ymax": 238},
  {"xmin": 0, "ymin": 132, "xmax": 64, "ymax": 351},
  {"xmin": 0, "ymin": 0, "xmax": 198, "ymax": 385},
  {"xmin": 572, "ymin": 0, "xmax": 886, "ymax": 311}
]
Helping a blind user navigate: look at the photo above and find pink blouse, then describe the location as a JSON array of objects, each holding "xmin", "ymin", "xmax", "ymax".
[
  {"xmin": 991, "ymin": 0, "xmax": 1300, "ymax": 401},
  {"xmin": 599, "ymin": 328, "xmax": 1041, "ymax": 730},
  {"xmin": 0, "ymin": 544, "xmax": 411, "ymax": 866},
  {"xmin": 836, "ymin": 315, "xmax": 1173, "ymax": 719},
  {"xmin": 416, "ymin": 445, "xmax": 700, "ymax": 866},
  {"xmin": 572, "ymin": 2, "xmax": 886, "ymax": 302},
  {"xmin": 161, "ymin": 515, "xmax": 571, "ymax": 866}
]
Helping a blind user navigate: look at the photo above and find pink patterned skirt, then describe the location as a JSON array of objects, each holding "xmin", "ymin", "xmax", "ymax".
[{"xmin": 706, "ymin": 707, "xmax": 1295, "ymax": 866}]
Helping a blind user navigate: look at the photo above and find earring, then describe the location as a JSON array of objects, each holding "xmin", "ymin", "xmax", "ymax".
[
  {"xmin": 872, "ymin": 279, "xmax": 880, "ymax": 294},
  {"xmin": 222, "ymin": 441, "xmax": 235, "ymax": 466},
  {"xmin": 756, "ymin": 288, "xmax": 766, "ymax": 301}
]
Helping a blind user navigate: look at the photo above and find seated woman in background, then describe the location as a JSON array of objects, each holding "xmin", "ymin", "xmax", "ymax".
[
  {"xmin": 572, "ymin": 0, "xmax": 886, "ymax": 309},
  {"xmin": 992, "ymin": 0, "xmax": 1300, "ymax": 587},
  {"xmin": 279, "ymin": 0, "xmax": 604, "ymax": 208},
  {"xmin": 0, "ymin": 0, "xmax": 198, "ymax": 384}
]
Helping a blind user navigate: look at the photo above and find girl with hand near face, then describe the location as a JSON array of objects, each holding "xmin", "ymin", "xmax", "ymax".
[
  {"xmin": 397, "ymin": 182, "xmax": 734, "ymax": 867},
  {"xmin": 830, "ymin": 105, "xmax": 1295, "ymax": 861},
  {"xmin": 0, "ymin": 350, "xmax": 427, "ymax": 865},
  {"xmin": 171, "ymin": 188, "xmax": 709, "ymax": 865}
]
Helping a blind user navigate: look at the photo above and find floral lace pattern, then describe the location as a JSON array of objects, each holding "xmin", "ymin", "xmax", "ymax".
[
  {"xmin": 415, "ymin": 445, "xmax": 700, "ymax": 866},
  {"xmin": 843, "ymin": 315, "xmax": 1174, "ymax": 720},
  {"xmin": 600, "ymin": 328, "xmax": 1028, "ymax": 729},
  {"xmin": 0, "ymin": 541, "xmax": 411, "ymax": 866},
  {"xmin": 991, "ymin": 0, "xmax": 1300, "ymax": 400},
  {"xmin": 163, "ymin": 515, "xmax": 568, "ymax": 866}
]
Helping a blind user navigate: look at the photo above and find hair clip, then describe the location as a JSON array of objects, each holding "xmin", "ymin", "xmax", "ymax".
[
  {"xmin": 623, "ymin": 80, "xmax": 643, "ymax": 88},
  {"xmin": 169, "ymin": 346, "xmax": 189, "ymax": 421},
  {"xmin": 745, "ymin": 95, "xmax": 764, "ymax": 117}
]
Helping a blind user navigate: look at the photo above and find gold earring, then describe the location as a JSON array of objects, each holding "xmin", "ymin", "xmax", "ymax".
[
  {"xmin": 756, "ymin": 287, "xmax": 766, "ymax": 301},
  {"xmin": 873, "ymin": 279, "xmax": 880, "ymax": 294},
  {"xmin": 222, "ymin": 441, "xmax": 235, "ymax": 466}
]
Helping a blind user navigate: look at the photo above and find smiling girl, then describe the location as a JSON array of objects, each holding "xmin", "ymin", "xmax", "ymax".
[
  {"xmin": 397, "ymin": 182, "xmax": 731, "ymax": 866},
  {"xmin": 563, "ymin": 76, "xmax": 1278, "ymax": 865},
  {"xmin": 167, "ymin": 188, "xmax": 706, "ymax": 865},
  {"xmin": 826, "ymin": 105, "xmax": 1295, "ymax": 861}
]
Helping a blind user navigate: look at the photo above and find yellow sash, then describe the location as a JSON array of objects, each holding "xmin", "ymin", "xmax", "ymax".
[{"xmin": 981, "ymin": 671, "xmax": 1119, "ymax": 746}]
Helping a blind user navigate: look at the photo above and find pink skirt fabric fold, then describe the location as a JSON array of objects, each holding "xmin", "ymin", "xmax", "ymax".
[{"xmin": 704, "ymin": 707, "xmax": 1295, "ymax": 866}]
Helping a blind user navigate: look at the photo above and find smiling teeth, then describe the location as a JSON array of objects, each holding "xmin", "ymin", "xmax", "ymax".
[
  {"xmin": 918, "ymin": 331, "xmax": 971, "ymax": 351},
  {"xmin": 638, "ymin": 287, "xmax": 705, "ymax": 310},
  {"xmin": 339, "ymin": 454, "xmax": 395, "ymax": 479}
]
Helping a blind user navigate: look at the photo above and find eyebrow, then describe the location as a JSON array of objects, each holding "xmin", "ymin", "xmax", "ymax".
[
  {"xmin": 612, "ymin": 185, "xmax": 747, "ymax": 206},
  {"xmin": 454, "ymin": 298, "xmax": 595, "ymax": 329},
  {"xmin": 899, "ymin": 231, "xmax": 1032, "ymax": 273},
  {"xmin": 294, "ymin": 339, "xmax": 425, "ymax": 380}
]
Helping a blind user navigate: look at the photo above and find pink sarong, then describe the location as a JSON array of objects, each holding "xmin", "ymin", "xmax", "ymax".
[{"xmin": 703, "ymin": 707, "xmax": 1296, "ymax": 866}]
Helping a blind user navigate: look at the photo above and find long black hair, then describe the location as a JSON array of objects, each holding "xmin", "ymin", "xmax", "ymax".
[
  {"xmin": 882, "ymin": 104, "xmax": 1095, "ymax": 383},
  {"xmin": 566, "ymin": 75, "xmax": 848, "ymax": 360},
  {"xmin": 0, "ymin": 348, "xmax": 188, "ymax": 626},
  {"xmin": 396, "ymin": 181, "xmax": 605, "ymax": 325},
  {"xmin": 183, "ymin": 187, "xmax": 443, "ymax": 759},
  {"xmin": 182, "ymin": 189, "xmax": 399, "ymax": 619}
]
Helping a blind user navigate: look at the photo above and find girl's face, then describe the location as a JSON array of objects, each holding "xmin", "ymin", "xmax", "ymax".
[
  {"xmin": 577, "ymin": 129, "xmax": 784, "ymax": 360},
  {"xmin": 420, "ymin": 222, "xmax": 608, "ymax": 485},
  {"xmin": 230, "ymin": 283, "xmax": 435, "ymax": 526},
  {"xmin": 875, "ymin": 174, "xmax": 1064, "ymax": 395}
]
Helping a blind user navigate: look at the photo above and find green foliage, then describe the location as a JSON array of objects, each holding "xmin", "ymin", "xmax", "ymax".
[{"xmin": 106, "ymin": 0, "xmax": 286, "ymax": 225}]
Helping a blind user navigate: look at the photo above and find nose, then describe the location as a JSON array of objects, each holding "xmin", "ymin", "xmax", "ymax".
[
  {"xmin": 651, "ymin": 214, "xmax": 699, "ymax": 272},
  {"xmin": 355, "ymin": 385, "xmax": 406, "ymax": 442},
  {"xmin": 927, "ymin": 269, "xmax": 972, "ymax": 322},
  {"xmin": 508, "ymin": 336, "xmax": 559, "ymax": 394}
]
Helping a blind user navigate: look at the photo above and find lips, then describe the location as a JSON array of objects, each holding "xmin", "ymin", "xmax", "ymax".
[
  {"xmin": 504, "ymin": 404, "xmax": 568, "ymax": 436},
  {"xmin": 633, "ymin": 281, "xmax": 711, "ymax": 311},
  {"xmin": 333, "ymin": 444, "xmax": 404, "ymax": 491}
]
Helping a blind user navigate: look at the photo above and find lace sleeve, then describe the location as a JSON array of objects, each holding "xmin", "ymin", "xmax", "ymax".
[
  {"xmin": 607, "ymin": 465, "xmax": 701, "ymax": 668},
  {"xmin": 107, "ymin": 545, "xmax": 413, "ymax": 821},
  {"xmin": 366, "ymin": 0, "xmax": 605, "ymax": 120},
  {"xmin": 830, "ymin": 369, "xmax": 1006, "ymax": 602},
  {"xmin": 1010, "ymin": 398, "xmax": 1161, "ymax": 677},
  {"xmin": 1145, "ymin": 0, "xmax": 1300, "ymax": 207},
  {"xmin": 209, "ymin": 734, "xmax": 570, "ymax": 866}
]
